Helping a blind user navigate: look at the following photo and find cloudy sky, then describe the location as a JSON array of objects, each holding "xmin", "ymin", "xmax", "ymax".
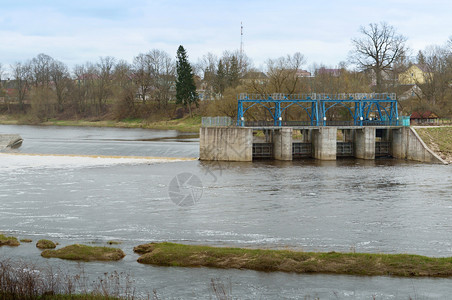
[{"xmin": 1, "ymin": 0, "xmax": 451, "ymax": 72}]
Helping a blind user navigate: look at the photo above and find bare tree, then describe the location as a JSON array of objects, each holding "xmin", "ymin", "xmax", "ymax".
[
  {"xmin": 416, "ymin": 45, "xmax": 451, "ymax": 106},
  {"xmin": 350, "ymin": 22, "xmax": 407, "ymax": 92},
  {"xmin": 10, "ymin": 62, "xmax": 31, "ymax": 111},
  {"xmin": 95, "ymin": 56, "xmax": 116, "ymax": 114},
  {"xmin": 30, "ymin": 53, "xmax": 54, "ymax": 88},
  {"xmin": 264, "ymin": 52, "xmax": 306, "ymax": 93},
  {"xmin": 72, "ymin": 62, "xmax": 97, "ymax": 115},
  {"xmin": 146, "ymin": 49, "xmax": 176, "ymax": 108},
  {"xmin": 50, "ymin": 60, "xmax": 71, "ymax": 111},
  {"xmin": 132, "ymin": 53, "xmax": 152, "ymax": 103},
  {"xmin": 0, "ymin": 63, "xmax": 4, "ymax": 88}
]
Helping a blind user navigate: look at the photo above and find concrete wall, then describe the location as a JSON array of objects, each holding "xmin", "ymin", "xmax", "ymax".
[
  {"xmin": 312, "ymin": 127, "xmax": 337, "ymax": 160},
  {"xmin": 273, "ymin": 128, "xmax": 293, "ymax": 160},
  {"xmin": 199, "ymin": 127, "xmax": 253, "ymax": 161},
  {"xmin": 391, "ymin": 127, "xmax": 446, "ymax": 164},
  {"xmin": 0, "ymin": 134, "xmax": 23, "ymax": 150},
  {"xmin": 354, "ymin": 127, "xmax": 376, "ymax": 160}
]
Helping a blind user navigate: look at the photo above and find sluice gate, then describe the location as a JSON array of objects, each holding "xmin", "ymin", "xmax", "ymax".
[{"xmin": 199, "ymin": 93, "xmax": 446, "ymax": 164}]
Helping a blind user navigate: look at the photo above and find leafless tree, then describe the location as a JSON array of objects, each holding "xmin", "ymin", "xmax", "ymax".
[
  {"xmin": 30, "ymin": 53, "xmax": 54, "ymax": 88},
  {"xmin": 50, "ymin": 60, "xmax": 71, "ymax": 111},
  {"xmin": 0, "ymin": 63, "xmax": 4, "ymax": 87},
  {"xmin": 72, "ymin": 62, "xmax": 97, "ymax": 115},
  {"xmin": 264, "ymin": 52, "xmax": 306, "ymax": 94},
  {"xmin": 132, "ymin": 50, "xmax": 175, "ymax": 107},
  {"xmin": 95, "ymin": 56, "xmax": 116, "ymax": 114},
  {"xmin": 349, "ymin": 22, "xmax": 407, "ymax": 92},
  {"xmin": 416, "ymin": 45, "xmax": 451, "ymax": 106},
  {"xmin": 10, "ymin": 61, "xmax": 31, "ymax": 111},
  {"xmin": 132, "ymin": 53, "xmax": 152, "ymax": 103},
  {"xmin": 146, "ymin": 49, "xmax": 176, "ymax": 108}
]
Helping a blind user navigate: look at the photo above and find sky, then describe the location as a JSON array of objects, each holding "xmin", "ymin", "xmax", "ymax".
[{"xmin": 1, "ymin": 0, "xmax": 451, "ymax": 74}]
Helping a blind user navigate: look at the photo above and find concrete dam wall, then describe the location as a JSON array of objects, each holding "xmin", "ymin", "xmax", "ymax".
[{"xmin": 199, "ymin": 127, "xmax": 447, "ymax": 164}]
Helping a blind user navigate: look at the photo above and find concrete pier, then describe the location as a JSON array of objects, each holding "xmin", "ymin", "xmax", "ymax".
[
  {"xmin": 273, "ymin": 127, "xmax": 293, "ymax": 160},
  {"xmin": 312, "ymin": 127, "xmax": 337, "ymax": 160},
  {"xmin": 391, "ymin": 127, "xmax": 445, "ymax": 164},
  {"xmin": 354, "ymin": 127, "xmax": 376, "ymax": 160},
  {"xmin": 199, "ymin": 127, "xmax": 253, "ymax": 161},
  {"xmin": 0, "ymin": 134, "xmax": 23, "ymax": 150}
]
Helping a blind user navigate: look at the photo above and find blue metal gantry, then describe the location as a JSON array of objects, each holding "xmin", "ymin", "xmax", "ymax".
[{"xmin": 236, "ymin": 93, "xmax": 399, "ymax": 127}]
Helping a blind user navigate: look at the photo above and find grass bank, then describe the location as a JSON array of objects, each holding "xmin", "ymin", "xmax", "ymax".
[
  {"xmin": 41, "ymin": 244, "xmax": 125, "ymax": 261},
  {"xmin": 415, "ymin": 126, "xmax": 452, "ymax": 162},
  {"xmin": 0, "ymin": 234, "xmax": 20, "ymax": 247},
  {"xmin": 0, "ymin": 114, "xmax": 201, "ymax": 133},
  {"xmin": 135, "ymin": 242, "xmax": 452, "ymax": 277}
]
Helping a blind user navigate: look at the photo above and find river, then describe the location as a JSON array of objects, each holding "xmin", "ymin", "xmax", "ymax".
[{"xmin": 0, "ymin": 124, "xmax": 452, "ymax": 299}]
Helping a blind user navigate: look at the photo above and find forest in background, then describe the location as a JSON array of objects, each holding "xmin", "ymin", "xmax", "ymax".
[{"xmin": 0, "ymin": 22, "xmax": 451, "ymax": 124}]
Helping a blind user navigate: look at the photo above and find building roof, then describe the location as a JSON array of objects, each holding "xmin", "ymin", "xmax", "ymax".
[
  {"xmin": 410, "ymin": 111, "xmax": 439, "ymax": 119},
  {"xmin": 316, "ymin": 68, "xmax": 341, "ymax": 77}
]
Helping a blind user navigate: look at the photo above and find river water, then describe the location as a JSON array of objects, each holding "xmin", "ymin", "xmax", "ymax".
[{"xmin": 1, "ymin": 124, "xmax": 452, "ymax": 299}]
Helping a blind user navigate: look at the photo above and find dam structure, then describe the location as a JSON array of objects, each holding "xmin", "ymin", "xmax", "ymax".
[{"xmin": 200, "ymin": 93, "xmax": 445, "ymax": 164}]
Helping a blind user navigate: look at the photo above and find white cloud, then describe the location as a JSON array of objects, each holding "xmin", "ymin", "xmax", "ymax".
[{"xmin": 1, "ymin": 0, "xmax": 451, "ymax": 70}]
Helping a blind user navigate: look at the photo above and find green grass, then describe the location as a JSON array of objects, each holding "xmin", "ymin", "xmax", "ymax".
[
  {"xmin": 0, "ymin": 234, "xmax": 20, "ymax": 247},
  {"xmin": 134, "ymin": 242, "xmax": 452, "ymax": 277},
  {"xmin": 0, "ymin": 114, "xmax": 202, "ymax": 132},
  {"xmin": 416, "ymin": 126, "xmax": 452, "ymax": 156},
  {"xmin": 36, "ymin": 239, "xmax": 57, "ymax": 249},
  {"xmin": 41, "ymin": 244, "xmax": 125, "ymax": 261},
  {"xmin": 20, "ymin": 238, "xmax": 33, "ymax": 243}
]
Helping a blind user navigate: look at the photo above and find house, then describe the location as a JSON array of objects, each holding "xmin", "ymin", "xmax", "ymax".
[
  {"xmin": 240, "ymin": 71, "xmax": 268, "ymax": 85},
  {"xmin": 410, "ymin": 111, "xmax": 439, "ymax": 125},
  {"xmin": 316, "ymin": 68, "xmax": 341, "ymax": 77},
  {"xmin": 295, "ymin": 69, "xmax": 312, "ymax": 77},
  {"xmin": 398, "ymin": 65, "xmax": 432, "ymax": 85},
  {"xmin": 397, "ymin": 84, "xmax": 422, "ymax": 101}
]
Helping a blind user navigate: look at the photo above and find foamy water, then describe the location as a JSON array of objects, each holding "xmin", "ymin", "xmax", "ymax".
[{"xmin": 0, "ymin": 153, "xmax": 195, "ymax": 171}]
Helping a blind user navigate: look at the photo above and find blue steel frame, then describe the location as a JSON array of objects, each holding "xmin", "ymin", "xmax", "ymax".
[{"xmin": 237, "ymin": 93, "xmax": 399, "ymax": 126}]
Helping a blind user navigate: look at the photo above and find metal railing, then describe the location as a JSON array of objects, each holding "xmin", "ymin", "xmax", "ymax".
[{"xmin": 202, "ymin": 116, "xmax": 233, "ymax": 127}]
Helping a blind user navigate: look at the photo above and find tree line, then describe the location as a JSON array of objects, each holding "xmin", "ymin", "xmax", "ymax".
[{"xmin": 0, "ymin": 22, "xmax": 451, "ymax": 122}]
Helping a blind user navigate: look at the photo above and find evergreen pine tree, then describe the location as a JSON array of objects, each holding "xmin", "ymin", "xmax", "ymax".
[
  {"xmin": 176, "ymin": 45, "xmax": 198, "ymax": 117},
  {"xmin": 215, "ymin": 59, "xmax": 226, "ymax": 94},
  {"xmin": 227, "ymin": 55, "xmax": 240, "ymax": 88}
]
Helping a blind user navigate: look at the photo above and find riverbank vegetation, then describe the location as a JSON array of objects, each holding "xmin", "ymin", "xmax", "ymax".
[
  {"xmin": 36, "ymin": 239, "xmax": 57, "ymax": 249},
  {"xmin": 41, "ymin": 244, "xmax": 125, "ymax": 261},
  {"xmin": 0, "ymin": 234, "xmax": 20, "ymax": 247},
  {"xmin": 415, "ymin": 126, "xmax": 452, "ymax": 162},
  {"xmin": 0, "ymin": 259, "xmax": 139, "ymax": 300},
  {"xmin": 1, "ymin": 23, "xmax": 451, "ymax": 130},
  {"xmin": 135, "ymin": 242, "xmax": 452, "ymax": 277}
]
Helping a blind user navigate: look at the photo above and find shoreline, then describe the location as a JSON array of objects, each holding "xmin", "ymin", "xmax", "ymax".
[
  {"xmin": 2, "ymin": 116, "xmax": 452, "ymax": 163},
  {"xmin": 0, "ymin": 115, "xmax": 201, "ymax": 133},
  {"xmin": 134, "ymin": 242, "xmax": 452, "ymax": 278}
]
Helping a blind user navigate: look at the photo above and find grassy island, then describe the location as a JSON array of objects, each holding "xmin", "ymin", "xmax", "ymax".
[
  {"xmin": 0, "ymin": 234, "xmax": 20, "ymax": 247},
  {"xmin": 41, "ymin": 244, "xmax": 125, "ymax": 261},
  {"xmin": 134, "ymin": 242, "xmax": 452, "ymax": 277},
  {"xmin": 36, "ymin": 239, "xmax": 57, "ymax": 249}
]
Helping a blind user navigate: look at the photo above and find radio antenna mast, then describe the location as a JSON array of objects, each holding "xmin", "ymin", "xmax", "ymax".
[
  {"xmin": 240, "ymin": 22, "xmax": 244, "ymax": 56},
  {"xmin": 240, "ymin": 22, "xmax": 244, "ymax": 68}
]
